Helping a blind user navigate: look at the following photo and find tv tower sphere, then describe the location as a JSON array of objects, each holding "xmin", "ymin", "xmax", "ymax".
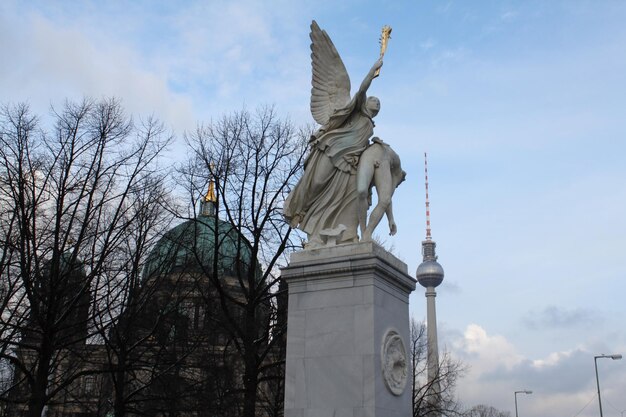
[{"xmin": 416, "ymin": 240, "xmax": 444, "ymax": 288}]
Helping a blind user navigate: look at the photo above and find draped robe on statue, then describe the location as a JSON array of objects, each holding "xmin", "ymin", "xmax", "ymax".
[{"xmin": 284, "ymin": 97, "xmax": 374, "ymax": 246}]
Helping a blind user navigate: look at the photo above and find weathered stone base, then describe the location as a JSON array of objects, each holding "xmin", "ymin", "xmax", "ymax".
[{"xmin": 282, "ymin": 242, "xmax": 416, "ymax": 417}]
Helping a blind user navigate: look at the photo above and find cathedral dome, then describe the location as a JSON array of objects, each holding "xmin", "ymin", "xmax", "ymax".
[
  {"xmin": 58, "ymin": 250, "xmax": 86, "ymax": 277},
  {"xmin": 142, "ymin": 214, "xmax": 253, "ymax": 281}
]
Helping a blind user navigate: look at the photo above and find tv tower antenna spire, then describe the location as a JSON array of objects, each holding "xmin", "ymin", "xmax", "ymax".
[
  {"xmin": 416, "ymin": 152, "xmax": 445, "ymax": 415},
  {"xmin": 424, "ymin": 152, "xmax": 432, "ymax": 240}
]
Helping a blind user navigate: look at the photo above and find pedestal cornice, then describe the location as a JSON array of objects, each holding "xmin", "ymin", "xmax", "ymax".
[{"xmin": 281, "ymin": 242, "xmax": 416, "ymax": 295}]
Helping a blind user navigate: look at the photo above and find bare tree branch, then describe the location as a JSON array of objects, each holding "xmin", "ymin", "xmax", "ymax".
[{"xmin": 0, "ymin": 99, "xmax": 172, "ymax": 417}]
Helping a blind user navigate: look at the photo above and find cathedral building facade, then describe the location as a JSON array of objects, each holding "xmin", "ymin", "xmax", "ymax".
[{"xmin": 6, "ymin": 191, "xmax": 285, "ymax": 417}]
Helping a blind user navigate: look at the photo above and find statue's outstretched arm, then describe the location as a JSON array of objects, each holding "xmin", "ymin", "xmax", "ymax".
[{"xmin": 356, "ymin": 58, "xmax": 383, "ymax": 100}]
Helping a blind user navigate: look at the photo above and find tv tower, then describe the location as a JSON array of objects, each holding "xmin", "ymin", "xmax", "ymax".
[{"xmin": 416, "ymin": 152, "xmax": 444, "ymax": 414}]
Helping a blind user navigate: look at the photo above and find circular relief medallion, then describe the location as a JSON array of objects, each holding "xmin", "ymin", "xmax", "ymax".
[{"xmin": 381, "ymin": 328, "xmax": 408, "ymax": 396}]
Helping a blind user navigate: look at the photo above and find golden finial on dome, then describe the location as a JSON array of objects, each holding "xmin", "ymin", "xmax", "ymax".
[
  {"xmin": 205, "ymin": 179, "xmax": 216, "ymax": 203},
  {"xmin": 201, "ymin": 165, "xmax": 218, "ymax": 217}
]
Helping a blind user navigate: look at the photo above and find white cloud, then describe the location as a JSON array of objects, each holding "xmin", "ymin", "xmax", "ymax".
[
  {"xmin": 420, "ymin": 38, "xmax": 436, "ymax": 51},
  {"xmin": 531, "ymin": 350, "xmax": 569, "ymax": 368},
  {"xmin": 500, "ymin": 11, "xmax": 518, "ymax": 21},
  {"xmin": 523, "ymin": 306, "xmax": 603, "ymax": 331},
  {"xmin": 448, "ymin": 324, "xmax": 626, "ymax": 417},
  {"xmin": 0, "ymin": 7, "xmax": 196, "ymax": 135},
  {"xmin": 0, "ymin": 0, "xmax": 311, "ymax": 136},
  {"xmin": 454, "ymin": 324, "xmax": 523, "ymax": 371}
]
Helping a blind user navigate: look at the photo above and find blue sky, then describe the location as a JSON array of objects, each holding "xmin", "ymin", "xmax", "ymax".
[{"xmin": 2, "ymin": 1, "xmax": 625, "ymax": 416}]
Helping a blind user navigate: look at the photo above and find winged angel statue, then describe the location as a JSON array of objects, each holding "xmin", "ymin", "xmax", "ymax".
[{"xmin": 284, "ymin": 21, "xmax": 396, "ymax": 248}]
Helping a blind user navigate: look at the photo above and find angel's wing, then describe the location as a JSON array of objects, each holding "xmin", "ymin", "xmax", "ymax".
[{"xmin": 310, "ymin": 20, "xmax": 351, "ymax": 126}]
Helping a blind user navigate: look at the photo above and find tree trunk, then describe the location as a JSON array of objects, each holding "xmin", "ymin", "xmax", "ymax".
[{"xmin": 242, "ymin": 357, "xmax": 259, "ymax": 417}]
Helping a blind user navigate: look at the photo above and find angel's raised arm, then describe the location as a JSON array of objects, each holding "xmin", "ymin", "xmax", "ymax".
[{"xmin": 355, "ymin": 57, "xmax": 384, "ymax": 101}]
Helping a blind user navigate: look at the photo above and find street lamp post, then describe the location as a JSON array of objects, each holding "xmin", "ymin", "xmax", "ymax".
[
  {"xmin": 514, "ymin": 390, "xmax": 532, "ymax": 417},
  {"xmin": 594, "ymin": 354, "xmax": 622, "ymax": 417}
]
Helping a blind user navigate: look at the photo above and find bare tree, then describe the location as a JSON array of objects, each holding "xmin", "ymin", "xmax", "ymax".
[
  {"xmin": 91, "ymin": 175, "xmax": 189, "ymax": 417},
  {"xmin": 465, "ymin": 404, "xmax": 511, "ymax": 417},
  {"xmin": 0, "ymin": 99, "xmax": 172, "ymax": 417},
  {"xmin": 180, "ymin": 106, "xmax": 307, "ymax": 417},
  {"xmin": 411, "ymin": 318, "xmax": 467, "ymax": 417}
]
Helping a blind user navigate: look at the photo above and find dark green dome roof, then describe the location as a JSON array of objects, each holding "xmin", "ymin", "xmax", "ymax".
[
  {"xmin": 61, "ymin": 251, "xmax": 86, "ymax": 273},
  {"xmin": 142, "ymin": 215, "xmax": 253, "ymax": 280}
]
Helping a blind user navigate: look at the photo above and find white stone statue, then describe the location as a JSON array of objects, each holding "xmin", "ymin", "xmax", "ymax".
[
  {"xmin": 357, "ymin": 137, "xmax": 406, "ymax": 242},
  {"xmin": 284, "ymin": 21, "xmax": 402, "ymax": 248}
]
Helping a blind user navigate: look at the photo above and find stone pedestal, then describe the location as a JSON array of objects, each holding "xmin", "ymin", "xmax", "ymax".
[{"xmin": 282, "ymin": 242, "xmax": 416, "ymax": 417}]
